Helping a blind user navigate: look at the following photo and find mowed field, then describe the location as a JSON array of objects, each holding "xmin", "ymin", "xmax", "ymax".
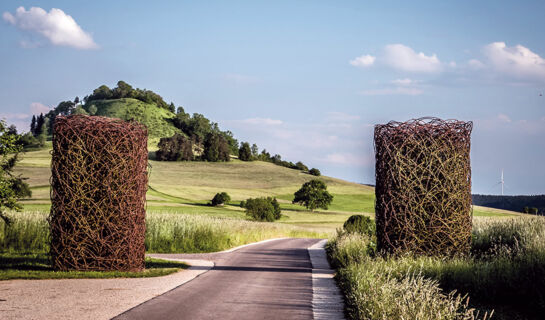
[{"xmin": 13, "ymin": 146, "xmax": 523, "ymax": 236}]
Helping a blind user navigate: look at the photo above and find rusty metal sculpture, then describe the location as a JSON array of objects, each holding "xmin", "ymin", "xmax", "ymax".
[
  {"xmin": 374, "ymin": 118, "xmax": 473, "ymax": 256},
  {"xmin": 49, "ymin": 115, "xmax": 148, "ymax": 271}
]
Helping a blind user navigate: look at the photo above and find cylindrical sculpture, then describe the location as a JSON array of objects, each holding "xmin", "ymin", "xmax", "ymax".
[
  {"xmin": 49, "ymin": 115, "xmax": 148, "ymax": 271},
  {"xmin": 374, "ymin": 118, "xmax": 472, "ymax": 256}
]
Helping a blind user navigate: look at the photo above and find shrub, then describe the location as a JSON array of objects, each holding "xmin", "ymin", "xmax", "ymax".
[
  {"xmin": 308, "ymin": 168, "xmax": 321, "ymax": 176},
  {"xmin": 211, "ymin": 192, "xmax": 231, "ymax": 206},
  {"xmin": 243, "ymin": 197, "xmax": 281, "ymax": 222},
  {"xmin": 343, "ymin": 215, "xmax": 375, "ymax": 237}
]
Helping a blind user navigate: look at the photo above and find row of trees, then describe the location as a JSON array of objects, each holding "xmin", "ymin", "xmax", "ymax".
[
  {"xmin": 156, "ymin": 132, "xmax": 231, "ymax": 162},
  {"xmin": 237, "ymin": 141, "xmax": 321, "ymax": 175}
]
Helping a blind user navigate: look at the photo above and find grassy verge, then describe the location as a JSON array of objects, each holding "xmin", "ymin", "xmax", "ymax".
[
  {"xmin": 327, "ymin": 217, "xmax": 545, "ymax": 320},
  {"xmin": 1, "ymin": 210, "xmax": 325, "ymax": 254},
  {"xmin": 0, "ymin": 254, "xmax": 187, "ymax": 280}
]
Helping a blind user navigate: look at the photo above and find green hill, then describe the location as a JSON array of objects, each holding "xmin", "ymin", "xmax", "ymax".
[{"xmin": 87, "ymin": 98, "xmax": 180, "ymax": 138}]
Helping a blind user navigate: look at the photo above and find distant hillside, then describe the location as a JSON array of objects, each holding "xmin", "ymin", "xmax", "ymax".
[
  {"xmin": 87, "ymin": 98, "xmax": 180, "ymax": 138},
  {"xmin": 472, "ymin": 194, "xmax": 545, "ymax": 215}
]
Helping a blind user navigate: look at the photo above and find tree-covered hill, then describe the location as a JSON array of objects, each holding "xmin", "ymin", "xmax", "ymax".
[{"xmin": 25, "ymin": 81, "xmax": 315, "ymax": 171}]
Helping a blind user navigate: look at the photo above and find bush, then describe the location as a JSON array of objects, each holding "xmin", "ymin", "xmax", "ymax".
[
  {"xmin": 308, "ymin": 168, "xmax": 321, "ymax": 176},
  {"xmin": 211, "ymin": 192, "xmax": 231, "ymax": 206},
  {"xmin": 243, "ymin": 197, "xmax": 281, "ymax": 222},
  {"xmin": 343, "ymin": 215, "xmax": 375, "ymax": 237}
]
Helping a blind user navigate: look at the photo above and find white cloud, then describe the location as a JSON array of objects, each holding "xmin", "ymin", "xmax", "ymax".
[
  {"xmin": 483, "ymin": 42, "xmax": 545, "ymax": 81},
  {"xmin": 323, "ymin": 153, "xmax": 373, "ymax": 166},
  {"xmin": 360, "ymin": 87, "xmax": 423, "ymax": 96},
  {"xmin": 391, "ymin": 78, "xmax": 419, "ymax": 86},
  {"xmin": 3, "ymin": 6, "xmax": 98, "ymax": 49},
  {"xmin": 383, "ymin": 44, "xmax": 441, "ymax": 73},
  {"xmin": 30, "ymin": 102, "xmax": 50, "ymax": 114},
  {"xmin": 349, "ymin": 54, "xmax": 376, "ymax": 68},
  {"xmin": 238, "ymin": 118, "xmax": 283, "ymax": 126},
  {"xmin": 468, "ymin": 59, "xmax": 485, "ymax": 70}
]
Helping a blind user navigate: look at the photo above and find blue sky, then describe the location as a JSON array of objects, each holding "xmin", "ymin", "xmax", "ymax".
[{"xmin": 1, "ymin": 1, "xmax": 544, "ymax": 195}]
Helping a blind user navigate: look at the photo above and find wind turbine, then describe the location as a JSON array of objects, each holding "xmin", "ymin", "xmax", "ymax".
[{"xmin": 500, "ymin": 169, "xmax": 504, "ymax": 196}]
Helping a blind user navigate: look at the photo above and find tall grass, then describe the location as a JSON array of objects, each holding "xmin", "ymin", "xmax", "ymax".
[
  {"xmin": 145, "ymin": 211, "xmax": 323, "ymax": 252},
  {"xmin": 327, "ymin": 217, "xmax": 545, "ymax": 320},
  {"xmin": 0, "ymin": 210, "xmax": 323, "ymax": 254}
]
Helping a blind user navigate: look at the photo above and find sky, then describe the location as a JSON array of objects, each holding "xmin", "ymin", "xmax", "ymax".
[{"xmin": 1, "ymin": 1, "xmax": 544, "ymax": 195}]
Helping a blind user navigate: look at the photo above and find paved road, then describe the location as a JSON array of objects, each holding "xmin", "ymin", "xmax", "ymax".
[{"xmin": 115, "ymin": 238, "xmax": 321, "ymax": 320}]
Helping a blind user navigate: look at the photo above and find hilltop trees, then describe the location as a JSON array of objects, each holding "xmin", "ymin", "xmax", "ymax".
[
  {"xmin": 156, "ymin": 134, "xmax": 193, "ymax": 161},
  {"xmin": 0, "ymin": 120, "xmax": 31, "ymax": 224},
  {"xmin": 202, "ymin": 132, "xmax": 230, "ymax": 162},
  {"xmin": 86, "ymin": 81, "xmax": 170, "ymax": 110},
  {"xmin": 238, "ymin": 142, "xmax": 252, "ymax": 161},
  {"xmin": 293, "ymin": 179, "xmax": 333, "ymax": 211}
]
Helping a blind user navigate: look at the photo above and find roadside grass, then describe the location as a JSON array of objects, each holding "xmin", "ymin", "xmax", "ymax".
[
  {"xmin": 0, "ymin": 254, "xmax": 187, "ymax": 280},
  {"xmin": 1, "ymin": 210, "xmax": 325, "ymax": 255},
  {"xmin": 327, "ymin": 216, "xmax": 545, "ymax": 320}
]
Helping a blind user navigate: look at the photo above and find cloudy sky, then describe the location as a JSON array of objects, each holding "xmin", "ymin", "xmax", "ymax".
[{"xmin": 1, "ymin": 1, "xmax": 544, "ymax": 195}]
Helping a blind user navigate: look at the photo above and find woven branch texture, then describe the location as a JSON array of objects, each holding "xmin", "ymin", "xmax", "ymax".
[
  {"xmin": 49, "ymin": 115, "xmax": 148, "ymax": 271},
  {"xmin": 374, "ymin": 118, "xmax": 473, "ymax": 256}
]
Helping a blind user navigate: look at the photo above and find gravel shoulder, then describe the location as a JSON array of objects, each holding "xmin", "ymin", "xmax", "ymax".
[
  {"xmin": 0, "ymin": 238, "xmax": 345, "ymax": 320},
  {"xmin": 0, "ymin": 259, "xmax": 213, "ymax": 320}
]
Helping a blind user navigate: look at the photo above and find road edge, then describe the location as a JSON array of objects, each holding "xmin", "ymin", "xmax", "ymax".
[{"xmin": 308, "ymin": 239, "xmax": 346, "ymax": 320}]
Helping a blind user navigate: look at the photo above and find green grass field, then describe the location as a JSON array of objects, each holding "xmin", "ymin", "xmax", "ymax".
[{"xmin": 13, "ymin": 146, "xmax": 523, "ymax": 236}]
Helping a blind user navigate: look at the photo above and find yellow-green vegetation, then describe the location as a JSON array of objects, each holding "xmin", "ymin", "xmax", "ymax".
[
  {"xmin": 1, "ymin": 211, "xmax": 322, "ymax": 254},
  {"xmin": 88, "ymin": 98, "xmax": 180, "ymax": 138},
  {"xmin": 0, "ymin": 254, "xmax": 187, "ymax": 280},
  {"xmin": 327, "ymin": 217, "xmax": 545, "ymax": 320}
]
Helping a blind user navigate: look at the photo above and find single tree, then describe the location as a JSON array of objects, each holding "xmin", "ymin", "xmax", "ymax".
[
  {"xmin": 309, "ymin": 168, "xmax": 321, "ymax": 176},
  {"xmin": 292, "ymin": 179, "xmax": 333, "ymax": 211},
  {"xmin": 211, "ymin": 192, "xmax": 231, "ymax": 206},
  {"xmin": 203, "ymin": 132, "xmax": 230, "ymax": 162},
  {"xmin": 238, "ymin": 142, "xmax": 252, "ymax": 161},
  {"xmin": 30, "ymin": 115, "xmax": 37, "ymax": 134},
  {"xmin": 251, "ymin": 143, "xmax": 259, "ymax": 158},
  {"xmin": 0, "ymin": 120, "xmax": 32, "ymax": 224},
  {"xmin": 295, "ymin": 161, "xmax": 308, "ymax": 172}
]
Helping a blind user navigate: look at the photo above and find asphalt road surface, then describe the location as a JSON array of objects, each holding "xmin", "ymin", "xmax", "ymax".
[{"xmin": 115, "ymin": 238, "xmax": 322, "ymax": 320}]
